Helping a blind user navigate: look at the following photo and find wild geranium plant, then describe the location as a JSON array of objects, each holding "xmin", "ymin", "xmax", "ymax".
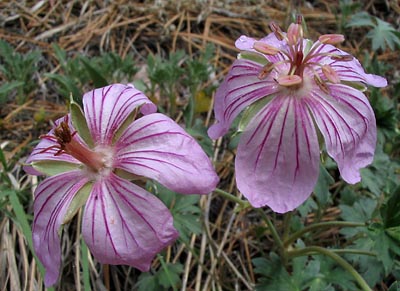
[
  {"xmin": 208, "ymin": 16, "xmax": 387, "ymax": 213},
  {"xmin": 24, "ymin": 84, "xmax": 218, "ymax": 286}
]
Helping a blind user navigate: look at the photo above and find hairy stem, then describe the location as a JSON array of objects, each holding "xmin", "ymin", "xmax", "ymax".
[{"xmin": 284, "ymin": 221, "xmax": 365, "ymax": 246}]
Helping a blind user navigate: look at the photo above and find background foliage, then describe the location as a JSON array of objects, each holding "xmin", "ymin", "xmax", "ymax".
[{"xmin": 0, "ymin": 1, "xmax": 399, "ymax": 290}]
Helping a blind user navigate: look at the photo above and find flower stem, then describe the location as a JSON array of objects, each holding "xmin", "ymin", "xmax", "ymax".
[
  {"xmin": 287, "ymin": 246, "xmax": 372, "ymax": 291},
  {"xmin": 321, "ymin": 249, "xmax": 377, "ymax": 256},
  {"xmin": 284, "ymin": 221, "xmax": 365, "ymax": 246},
  {"xmin": 213, "ymin": 188, "xmax": 249, "ymax": 208},
  {"xmin": 257, "ymin": 209, "xmax": 285, "ymax": 259}
]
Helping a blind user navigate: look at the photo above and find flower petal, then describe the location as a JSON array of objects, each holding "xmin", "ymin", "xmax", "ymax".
[
  {"xmin": 312, "ymin": 44, "xmax": 387, "ymax": 87},
  {"xmin": 83, "ymin": 84, "xmax": 156, "ymax": 145},
  {"xmin": 236, "ymin": 96, "xmax": 320, "ymax": 213},
  {"xmin": 236, "ymin": 33, "xmax": 286, "ymax": 57},
  {"xmin": 305, "ymin": 84, "xmax": 376, "ymax": 184},
  {"xmin": 24, "ymin": 115, "xmax": 81, "ymax": 176},
  {"xmin": 82, "ymin": 173, "xmax": 178, "ymax": 270},
  {"xmin": 32, "ymin": 171, "xmax": 88, "ymax": 286},
  {"xmin": 115, "ymin": 113, "xmax": 218, "ymax": 194},
  {"xmin": 208, "ymin": 59, "xmax": 280, "ymax": 139}
]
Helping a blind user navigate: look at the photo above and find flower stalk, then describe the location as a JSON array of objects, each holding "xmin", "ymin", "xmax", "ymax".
[{"xmin": 284, "ymin": 221, "xmax": 366, "ymax": 246}]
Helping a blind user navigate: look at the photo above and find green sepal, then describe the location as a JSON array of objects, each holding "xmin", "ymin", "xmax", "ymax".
[
  {"xmin": 31, "ymin": 160, "xmax": 81, "ymax": 176},
  {"xmin": 112, "ymin": 107, "xmax": 138, "ymax": 144},
  {"xmin": 114, "ymin": 168, "xmax": 142, "ymax": 181},
  {"xmin": 238, "ymin": 51, "xmax": 270, "ymax": 66},
  {"xmin": 238, "ymin": 96, "xmax": 273, "ymax": 132},
  {"xmin": 341, "ymin": 81, "xmax": 367, "ymax": 92},
  {"xmin": 62, "ymin": 182, "xmax": 93, "ymax": 225},
  {"xmin": 70, "ymin": 95, "xmax": 94, "ymax": 148},
  {"xmin": 303, "ymin": 39, "xmax": 314, "ymax": 55}
]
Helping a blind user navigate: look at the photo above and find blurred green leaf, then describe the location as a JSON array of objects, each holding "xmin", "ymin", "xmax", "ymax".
[
  {"xmin": 347, "ymin": 12, "xmax": 400, "ymax": 51},
  {"xmin": 44, "ymin": 73, "xmax": 82, "ymax": 102},
  {"xmin": 80, "ymin": 56, "xmax": 108, "ymax": 88},
  {"xmin": 136, "ymin": 262, "xmax": 182, "ymax": 291},
  {"xmin": 0, "ymin": 81, "xmax": 24, "ymax": 104},
  {"xmin": 314, "ymin": 164, "xmax": 334, "ymax": 206}
]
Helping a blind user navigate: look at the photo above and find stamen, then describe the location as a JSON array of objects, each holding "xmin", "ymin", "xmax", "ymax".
[
  {"xmin": 296, "ymin": 15, "xmax": 303, "ymax": 25},
  {"xmin": 258, "ymin": 63, "xmax": 275, "ymax": 79},
  {"xmin": 39, "ymin": 116, "xmax": 104, "ymax": 171},
  {"xmin": 287, "ymin": 23, "xmax": 302, "ymax": 46},
  {"xmin": 269, "ymin": 22, "xmax": 284, "ymax": 41},
  {"xmin": 253, "ymin": 41, "xmax": 280, "ymax": 55},
  {"xmin": 277, "ymin": 75, "xmax": 302, "ymax": 87},
  {"xmin": 322, "ymin": 65, "xmax": 340, "ymax": 84},
  {"xmin": 319, "ymin": 34, "xmax": 345, "ymax": 45},
  {"xmin": 330, "ymin": 54, "xmax": 353, "ymax": 62},
  {"xmin": 314, "ymin": 74, "xmax": 330, "ymax": 94}
]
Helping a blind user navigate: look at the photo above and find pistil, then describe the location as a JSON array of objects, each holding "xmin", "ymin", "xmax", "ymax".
[{"xmin": 40, "ymin": 118, "xmax": 104, "ymax": 172}]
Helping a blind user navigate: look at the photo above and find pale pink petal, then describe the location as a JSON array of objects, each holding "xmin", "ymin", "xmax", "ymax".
[
  {"xmin": 208, "ymin": 59, "xmax": 280, "ymax": 139},
  {"xmin": 236, "ymin": 33, "xmax": 286, "ymax": 56},
  {"xmin": 235, "ymin": 35, "xmax": 257, "ymax": 50},
  {"xmin": 82, "ymin": 173, "xmax": 178, "ymax": 270},
  {"xmin": 236, "ymin": 96, "xmax": 320, "ymax": 213},
  {"xmin": 32, "ymin": 171, "xmax": 88, "ymax": 286},
  {"xmin": 115, "ymin": 113, "xmax": 218, "ymax": 194},
  {"xmin": 24, "ymin": 115, "xmax": 81, "ymax": 175},
  {"xmin": 83, "ymin": 84, "xmax": 156, "ymax": 145},
  {"xmin": 311, "ymin": 44, "xmax": 387, "ymax": 87},
  {"xmin": 305, "ymin": 84, "xmax": 376, "ymax": 184}
]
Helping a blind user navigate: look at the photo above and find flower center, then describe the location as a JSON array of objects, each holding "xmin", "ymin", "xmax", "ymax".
[
  {"xmin": 254, "ymin": 16, "xmax": 352, "ymax": 92},
  {"xmin": 40, "ymin": 116, "xmax": 110, "ymax": 174}
]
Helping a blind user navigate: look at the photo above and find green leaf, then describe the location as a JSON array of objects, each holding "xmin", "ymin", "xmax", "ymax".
[
  {"xmin": 361, "ymin": 146, "xmax": 397, "ymax": 195},
  {"xmin": 388, "ymin": 281, "xmax": 400, "ymax": 291},
  {"xmin": 44, "ymin": 73, "xmax": 81, "ymax": 101},
  {"xmin": 346, "ymin": 12, "xmax": 374, "ymax": 27},
  {"xmin": 149, "ymin": 182, "xmax": 202, "ymax": 243},
  {"xmin": 313, "ymin": 164, "xmax": 334, "ymax": 206},
  {"xmin": 70, "ymin": 99, "xmax": 94, "ymax": 147},
  {"xmin": 157, "ymin": 262, "xmax": 183, "ymax": 289},
  {"xmin": 367, "ymin": 18, "xmax": 400, "ymax": 51},
  {"xmin": 80, "ymin": 56, "xmax": 108, "ymax": 87},
  {"xmin": 31, "ymin": 160, "xmax": 81, "ymax": 176},
  {"xmin": 382, "ymin": 186, "xmax": 400, "ymax": 229},
  {"xmin": 0, "ymin": 81, "xmax": 24, "ymax": 103},
  {"xmin": 8, "ymin": 190, "xmax": 51, "ymax": 289},
  {"xmin": 136, "ymin": 273, "xmax": 158, "ymax": 291},
  {"xmin": 135, "ymin": 262, "xmax": 183, "ymax": 291}
]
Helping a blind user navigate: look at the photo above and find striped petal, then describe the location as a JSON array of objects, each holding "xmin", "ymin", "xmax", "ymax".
[
  {"xmin": 236, "ymin": 96, "xmax": 320, "ymax": 213},
  {"xmin": 306, "ymin": 84, "xmax": 376, "ymax": 184},
  {"xmin": 32, "ymin": 171, "xmax": 89, "ymax": 286},
  {"xmin": 115, "ymin": 113, "xmax": 218, "ymax": 194},
  {"xmin": 83, "ymin": 84, "xmax": 156, "ymax": 145},
  {"xmin": 312, "ymin": 44, "xmax": 387, "ymax": 87},
  {"xmin": 82, "ymin": 173, "xmax": 178, "ymax": 270},
  {"xmin": 208, "ymin": 59, "xmax": 279, "ymax": 139}
]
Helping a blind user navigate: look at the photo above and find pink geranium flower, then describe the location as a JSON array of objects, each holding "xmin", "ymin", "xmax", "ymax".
[
  {"xmin": 208, "ymin": 18, "xmax": 387, "ymax": 213},
  {"xmin": 25, "ymin": 84, "xmax": 218, "ymax": 286}
]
